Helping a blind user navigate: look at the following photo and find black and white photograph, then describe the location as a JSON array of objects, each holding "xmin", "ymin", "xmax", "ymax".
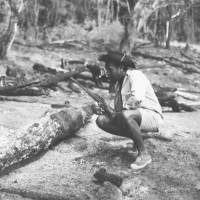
[{"xmin": 0, "ymin": 0, "xmax": 200, "ymax": 199}]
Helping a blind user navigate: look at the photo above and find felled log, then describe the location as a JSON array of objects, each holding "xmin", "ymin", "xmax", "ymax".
[
  {"xmin": 154, "ymin": 85, "xmax": 197, "ymax": 112},
  {"xmin": 33, "ymin": 63, "xmax": 109, "ymax": 89},
  {"xmin": 0, "ymin": 103, "xmax": 93, "ymax": 173},
  {"xmin": 0, "ymin": 87, "xmax": 46, "ymax": 96},
  {"xmin": 0, "ymin": 80, "xmax": 41, "ymax": 95},
  {"xmin": 33, "ymin": 63, "xmax": 61, "ymax": 74},
  {"xmin": 33, "ymin": 66, "xmax": 87, "ymax": 88},
  {"xmin": 0, "ymin": 64, "xmax": 88, "ymax": 96},
  {"xmin": 0, "ymin": 96, "xmax": 40, "ymax": 103}
]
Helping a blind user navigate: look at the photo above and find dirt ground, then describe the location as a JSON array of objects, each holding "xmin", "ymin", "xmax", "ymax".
[
  {"xmin": 0, "ymin": 43, "xmax": 200, "ymax": 199},
  {"xmin": 0, "ymin": 112, "xmax": 199, "ymax": 200}
]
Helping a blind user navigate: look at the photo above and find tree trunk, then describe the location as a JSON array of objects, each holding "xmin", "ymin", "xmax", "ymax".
[
  {"xmin": 106, "ymin": 0, "xmax": 111, "ymax": 24},
  {"xmin": 0, "ymin": 0, "xmax": 12, "ymax": 58},
  {"xmin": 97, "ymin": 0, "xmax": 103, "ymax": 27},
  {"xmin": 191, "ymin": 1, "xmax": 195, "ymax": 43},
  {"xmin": 165, "ymin": 5, "xmax": 172, "ymax": 49},
  {"xmin": 0, "ymin": 0, "xmax": 23, "ymax": 59},
  {"xmin": 154, "ymin": 10, "xmax": 159, "ymax": 47},
  {"xmin": 0, "ymin": 103, "xmax": 93, "ymax": 173},
  {"xmin": 165, "ymin": 20, "xmax": 172, "ymax": 49}
]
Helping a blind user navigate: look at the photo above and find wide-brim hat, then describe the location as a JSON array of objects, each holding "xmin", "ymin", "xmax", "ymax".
[{"xmin": 98, "ymin": 50, "xmax": 136, "ymax": 69}]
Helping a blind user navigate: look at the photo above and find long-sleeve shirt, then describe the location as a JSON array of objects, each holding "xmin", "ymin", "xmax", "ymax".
[{"xmin": 120, "ymin": 69, "xmax": 163, "ymax": 118}]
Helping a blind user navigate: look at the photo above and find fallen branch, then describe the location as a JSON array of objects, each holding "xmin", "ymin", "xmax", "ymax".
[
  {"xmin": 33, "ymin": 63, "xmax": 109, "ymax": 89},
  {"xmin": 132, "ymin": 50, "xmax": 200, "ymax": 74},
  {"xmin": 0, "ymin": 87, "xmax": 46, "ymax": 96},
  {"xmin": 0, "ymin": 80, "xmax": 40, "ymax": 94},
  {"xmin": 0, "ymin": 96, "xmax": 39, "ymax": 103},
  {"xmin": 33, "ymin": 66, "xmax": 88, "ymax": 88}
]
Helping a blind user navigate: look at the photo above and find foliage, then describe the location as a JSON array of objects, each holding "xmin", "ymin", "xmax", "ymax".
[{"xmin": 46, "ymin": 20, "xmax": 124, "ymax": 50}]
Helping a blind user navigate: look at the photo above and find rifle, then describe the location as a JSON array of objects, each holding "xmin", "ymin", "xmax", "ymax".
[{"xmin": 70, "ymin": 77, "xmax": 113, "ymax": 117}]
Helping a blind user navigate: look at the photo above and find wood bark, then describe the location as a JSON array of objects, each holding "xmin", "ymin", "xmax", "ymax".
[
  {"xmin": 0, "ymin": 87, "xmax": 46, "ymax": 96},
  {"xmin": 0, "ymin": 0, "xmax": 23, "ymax": 58},
  {"xmin": 0, "ymin": 103, "xmax": 93, "ymax": 173},
  {"xmin": 165, "ymin": 5, "xmax": 172, "ymax": 49},
  {"xmin": 0, "ymin": 0, "xmax": 12, "ymax": 58}
]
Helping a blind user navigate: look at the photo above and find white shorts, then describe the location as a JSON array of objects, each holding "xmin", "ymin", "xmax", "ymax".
[{"xmin": 138, "ymin": 108, "xmax": 163, "ymax": 132}]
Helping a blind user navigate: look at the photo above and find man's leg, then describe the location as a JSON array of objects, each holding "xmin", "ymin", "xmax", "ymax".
[
  {"xmin": 96, "ymin": 110, "xmax": 144, "ymax": 152},
  {"xmin": 117, "ymin": 110, "xmax": 144, "ymax": 155},
  {"xmin": 96, "ymin": 114, "xmax": 122, "ymax": 136},
  {"xmin": 96, "ymin": 110, "xmax": 152, "ymax": 170},
  {"xmin": 119, "ymin": 110, "xmax": 152, "ymax": 169}
]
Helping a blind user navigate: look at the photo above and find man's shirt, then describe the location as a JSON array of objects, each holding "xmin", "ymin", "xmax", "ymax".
[{"xmin": 121, "ymin": 69, "xmax": 163, "ymax": 118}]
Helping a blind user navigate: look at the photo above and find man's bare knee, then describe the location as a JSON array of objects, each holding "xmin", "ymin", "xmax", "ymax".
[
  {"xmin": 96, "ymin": 115, "xmax": 110, "ymax": 129},
  {"xmin": 120, "ymin": 110, "xmax": 141, "ymax": 125}
]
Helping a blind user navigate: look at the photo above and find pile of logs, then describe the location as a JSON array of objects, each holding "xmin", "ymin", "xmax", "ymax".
[{"xmin": 0, "ymin": 59, "xmax": 109, "ymax": 96}]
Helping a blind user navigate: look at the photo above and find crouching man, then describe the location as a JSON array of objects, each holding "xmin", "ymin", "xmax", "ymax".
[{"xmin": 96, "ymin": 51, "xmax": 163, "ymax": 170}]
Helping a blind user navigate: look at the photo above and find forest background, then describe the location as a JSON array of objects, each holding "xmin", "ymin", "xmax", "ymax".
[{"xmin": 1, "ymin": 0, "xmax": 200, "ymax": 57}]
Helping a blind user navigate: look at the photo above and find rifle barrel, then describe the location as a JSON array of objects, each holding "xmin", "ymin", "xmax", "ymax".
[{"xmin": 70, "ymin": 78, "xmax": 104, "ymax": 104}]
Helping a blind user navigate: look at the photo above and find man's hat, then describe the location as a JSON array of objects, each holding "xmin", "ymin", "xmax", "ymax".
[{"xmin": 98, "ymin": 50, "xmax": 136, "ymax": 69}]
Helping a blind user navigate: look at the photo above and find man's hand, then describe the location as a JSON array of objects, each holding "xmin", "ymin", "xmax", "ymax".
[
  {"xmin": 124, "ymin": 94, "xmax": 142, "ymax": 110},
  {"xmin": 98, "ymin": 101, "xmax": 116, "ymax": 119},
  {"xmin": 91, "ymin": 103, "xmax": 104, "ymax": 115}
]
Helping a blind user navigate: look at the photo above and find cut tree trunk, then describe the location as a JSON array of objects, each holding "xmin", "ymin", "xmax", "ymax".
[{"xmin": 0, "ymin": 103, "xmax": 93, "ymax": 173}]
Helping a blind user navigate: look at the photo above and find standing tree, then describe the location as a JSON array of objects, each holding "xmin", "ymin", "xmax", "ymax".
[{"xmin": 0, "ymin": 0, "xmax": 23, "ymax": 59}]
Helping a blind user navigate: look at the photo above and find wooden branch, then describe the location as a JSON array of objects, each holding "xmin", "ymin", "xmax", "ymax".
[
  {"xmin": 33, "ymin": 66, "xmax": 88, "ymax": 88},
  {"xmin": 0, "ymin": 87, "xmax": 46, "ymax": 96},
  {"xmin": 0, "ymin": 80, "xmax": 40, "ymax": 94},
  {"xmin": 0, "ymin": 96, "xmax": 43, "ymax": 103},
  {"xmin": 33, "ymin": 63, "xmax": 109, "ymax": 89},
  {"xmin": 180, "ymin": 50, "xmax": 200, "ymax": 68},
  {"xmin": 132, "ymin": 50, "xmax": 200, "ymax": 74},
  {"xmin": 33, "ymin": 63, "xmax": 61, "ymax": 74}
]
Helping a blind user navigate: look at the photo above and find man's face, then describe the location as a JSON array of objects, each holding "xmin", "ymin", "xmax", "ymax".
[{"xmin": 107, "ymin": 63, "xmax": 124, "ymax": 82}]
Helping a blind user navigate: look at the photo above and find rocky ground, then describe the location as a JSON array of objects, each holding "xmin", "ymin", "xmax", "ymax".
[{"xmin": 0, "ymin": 43, "xmax": 200, "ymax": 199}]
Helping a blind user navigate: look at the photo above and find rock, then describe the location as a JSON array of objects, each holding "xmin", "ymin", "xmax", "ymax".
[
  {"xmin": 95, "ymin": 181, "xmax": 123, "ymax": 200},
  {"xmin": 93, "ymin": 168, "xmax": 123, "ymax": 187}
]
